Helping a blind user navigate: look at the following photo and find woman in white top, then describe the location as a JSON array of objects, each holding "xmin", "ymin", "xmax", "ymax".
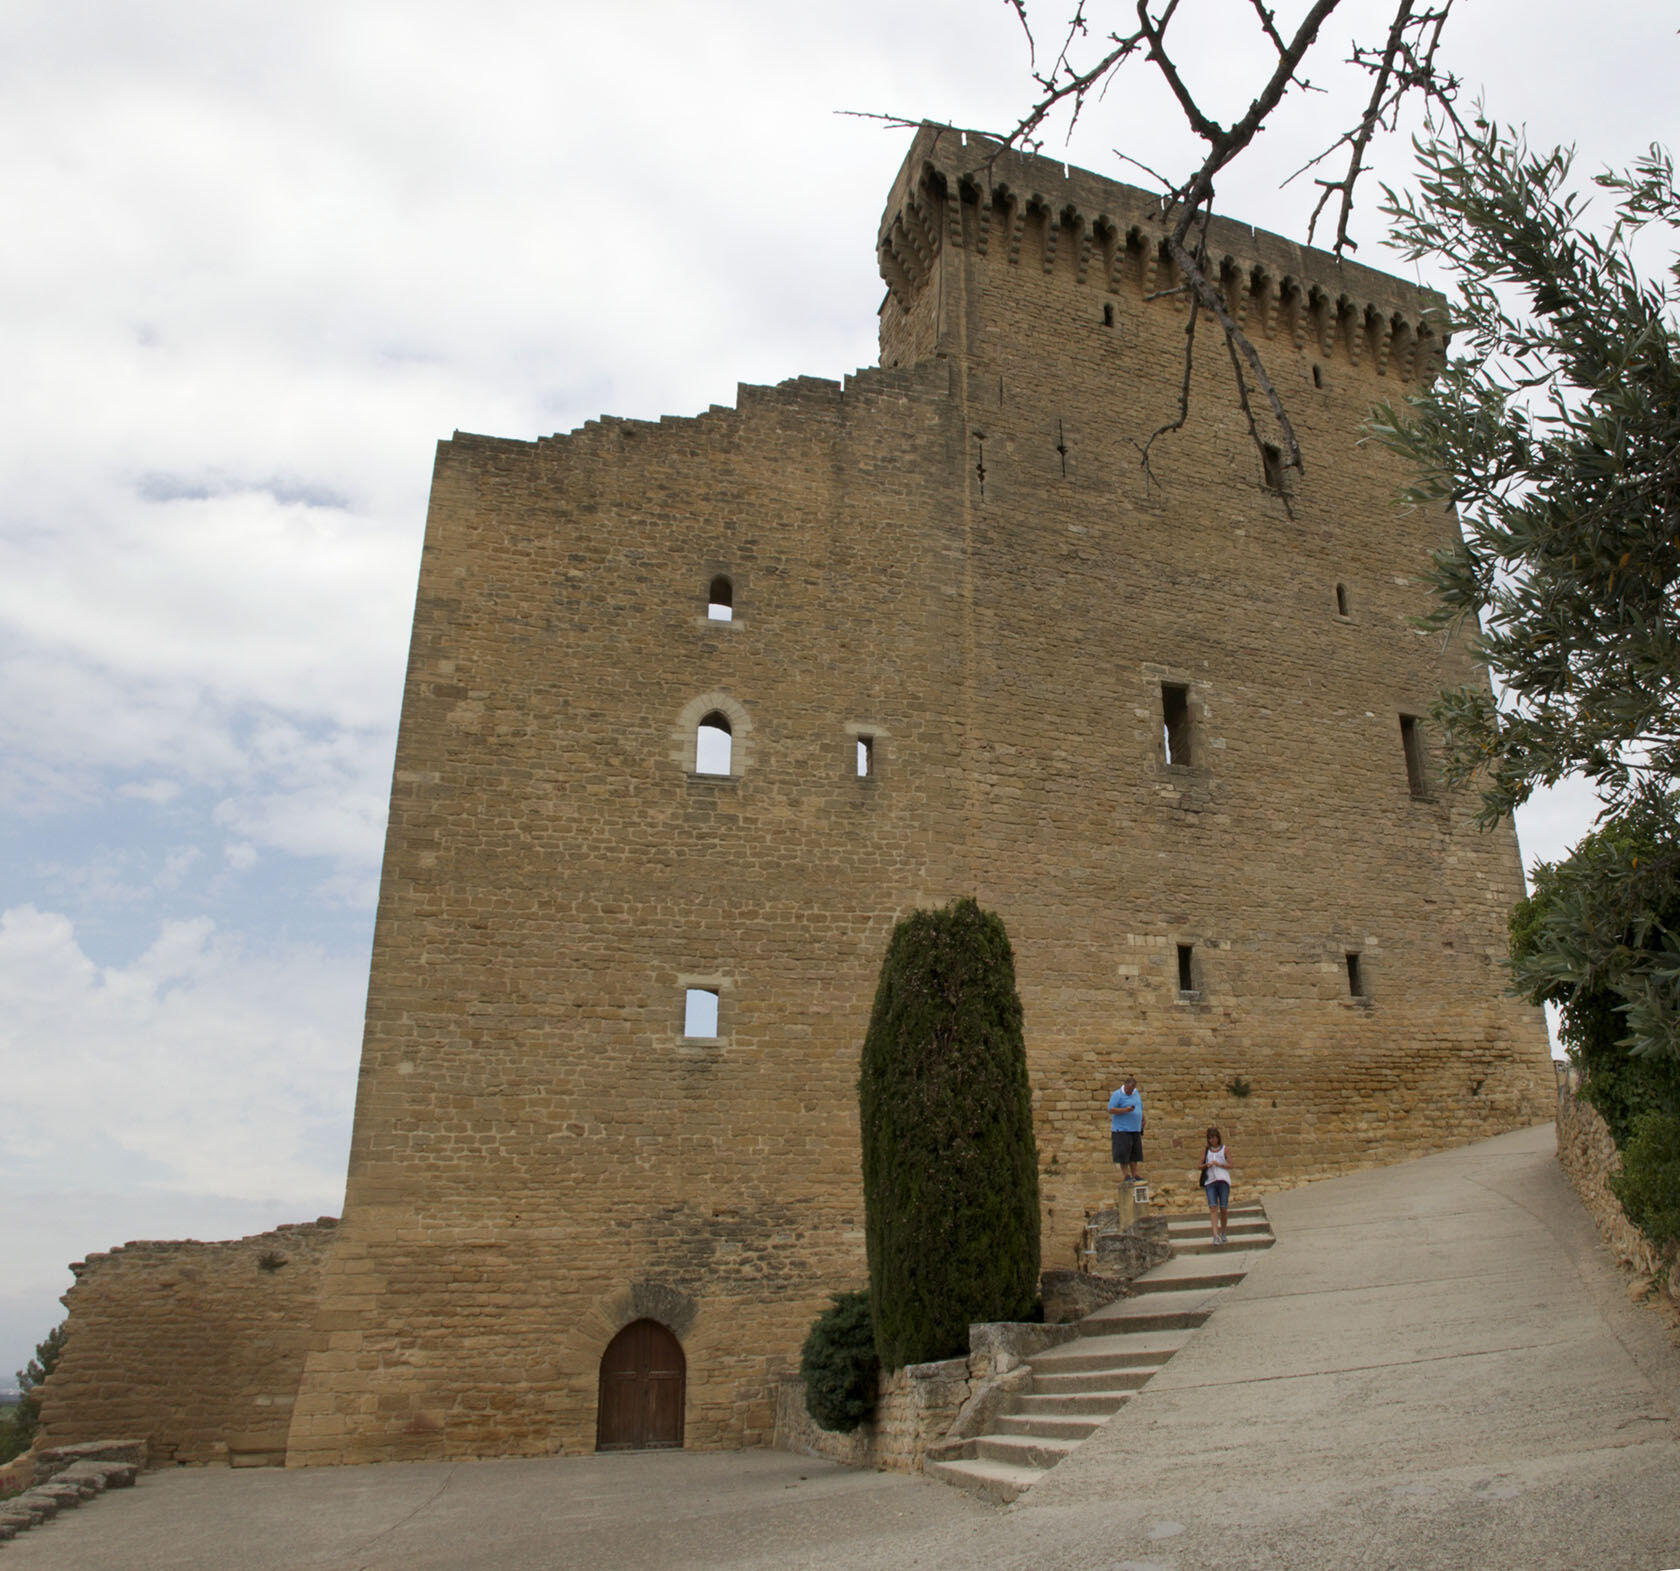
[{"xmin": 1200, "ymin": 1126, "xmax": 1232, "ymax": 1244}]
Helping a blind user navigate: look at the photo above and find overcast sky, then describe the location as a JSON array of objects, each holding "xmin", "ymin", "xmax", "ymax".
[{"xmin": 3, "ymin": 0, "xmax": 1676, "ymax": 1383}]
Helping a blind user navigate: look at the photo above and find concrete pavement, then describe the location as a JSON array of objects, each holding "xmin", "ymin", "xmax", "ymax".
[{"xmin": 8, "ymin": 1123, "xmax": 1679, "ymax": 1570}]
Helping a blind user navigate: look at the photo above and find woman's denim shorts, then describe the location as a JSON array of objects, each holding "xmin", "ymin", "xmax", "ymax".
[{"xmin": 1206, "ymin": 1179, "xmax": 1230, "ymax": 1208}]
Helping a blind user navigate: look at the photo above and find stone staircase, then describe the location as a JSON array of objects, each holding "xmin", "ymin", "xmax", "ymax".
[
  {"xmin": 0, "ymin": 1440, "xmax": 145, "ymax": 1543},
  {"xmin": 926, "ymin": 1202, "xmax": 1274, "ymax": 1502}
]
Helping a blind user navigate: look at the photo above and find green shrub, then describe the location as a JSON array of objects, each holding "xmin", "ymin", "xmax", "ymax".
[
  {"xmin": 858, "ymin": 897, "xmax": 1040, "ymax": 1370},
  {"xmin": 799, "ymin": 1290, "xmax": 879, "ymax": 1433},
  {"xmin": 0, "ymin": 1403, "xmax": 26, "ymax": 1469},
  {"xmin": 0, "ymin": 1320, "xmax": 67, "ymax": 1465},
  {"xmin": 1508, "ymin": 811, "xmax": 1680, "ymax": 1146},
  {"xmin": 1610, "ymin": 1109, "xmax": 1680, "ymax": 1250},
  {"xmin": 1570, "ymin": 997, "xmax": 1680, "ymax": 1149}
]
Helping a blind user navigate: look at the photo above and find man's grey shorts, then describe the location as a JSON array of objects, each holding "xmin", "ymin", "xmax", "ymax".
[{"xmin": 1112, "ymin": 1130, "xmax": 1143, "ymax": 1165}]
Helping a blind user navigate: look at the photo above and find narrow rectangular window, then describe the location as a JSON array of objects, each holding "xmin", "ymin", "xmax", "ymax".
[
  {"xmin": 1346, "ymin": 951, "xmax": 1365, "ymax": 997},
  {"xmin": 1162, "ymin": 683, "xmax": 1191, "ymax": 766},
  {"xmin": 1262, "ymin": 442, "xmax": 1285, "ymax": 492},
  {"xmin": 683, "ymin": 988, "xmax": 719, "ymax": 1038},
  {"xmin": 857, "ymin": 736, "xmax": 873, "ymax": 778},
  {"xmin": 1177, "ymin": 943, "xmax": 1195, "ymax": 994},
  {"xmin": 1399, "ymin": 713, "xmax": 1427, "ymax": 796}
]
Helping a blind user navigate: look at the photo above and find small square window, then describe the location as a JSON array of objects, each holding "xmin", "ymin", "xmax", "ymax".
[{"xmin": 683, "ymin": 988, "xmax": 719, "ymax": 1038}]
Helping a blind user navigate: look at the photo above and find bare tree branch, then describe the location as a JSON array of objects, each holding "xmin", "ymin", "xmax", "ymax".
[
  {"xmin": 859, "ymin": 3, "xmax": 1466, "ymax": 478},
  {"xmin": 1136, "ymin": 283, "xmax": 1201, "ymax": 490},
  {"xmin": 1299, "ymin": 0, "xmax": 1464, "ymax": 251},
  {"xmin": 1245, "ymin": 0, "xmax": 1289, "ymax": 57}
]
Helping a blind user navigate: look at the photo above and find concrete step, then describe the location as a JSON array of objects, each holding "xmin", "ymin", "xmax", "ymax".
[
  {"xmin": 1167, "ymin": 1221, "xmax": 1273, "ymax": 1243},
  {"xmin": 1169, "ymin": 1216, "xmax": 1270, "ymax": 1229},
  {"xmin": 1171, "ymin": 1234, "xmax": 1275, "ymax": 1255},
  {"xmin": 1166, "ymin": 1214, "xmax": 1270, "ymax": 1232},
  {"xmin": 974, "ymin": 1433, "xmax": 1080, "ymax": 1469},
  {"xmin": 994, "ymin": 1411, "xmax": 1110, "ymax": 1441},
  {"xmin": 1028, "ymin": 1364, "xmax": 1158, "ymax": 1395},
  {"xmin": 1011, "ymin": 1390, "xmax": 1133, "ymax": 1417},
  {"xmin": 1132, "ymin": 1266, "xmax": 1248, "ymax": 1294},
  {"xmin": 924, "ymin": 1454, "xmax": 1045, "ymax": 1504},
  {"xmin": 1030, "ymin": 1338, "xmax": 1181, "ymax": 1373},
  {"xmin": 1079, "ymin": 1288, "xmax": 1219, "ymax": 1334},
  {"xmin": 1165, "ymin": 1225, "xmax": 1272, "ymax": 1244},
  {"xmin": 1084, "ymin": 1277, "xmax": 1233, "ymax": 1313}
]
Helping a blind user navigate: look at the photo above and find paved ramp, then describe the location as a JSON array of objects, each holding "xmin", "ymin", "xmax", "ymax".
[
  {"xmin": 9, "ymin": 1124, "xmax": 1679, "ymax": 1571},
  {"xmin": 1011, "ymin": 1121, "xmax": 1680, "ymax": 1569}
]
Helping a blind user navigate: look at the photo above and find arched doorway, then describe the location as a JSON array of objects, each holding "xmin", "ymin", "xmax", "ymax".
[{"xmin": 595, "ymin": 1319, "xmax": 686, "ymax": 1451}]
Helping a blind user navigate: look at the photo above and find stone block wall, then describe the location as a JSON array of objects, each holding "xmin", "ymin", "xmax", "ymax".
[
  {"xmin": 38, "ymin": 1221, "xmax": 337, "ymax": 1465},
  {"xmin": 278, "ymin": 125, "xmax": 1553, "ymax": 1463}
]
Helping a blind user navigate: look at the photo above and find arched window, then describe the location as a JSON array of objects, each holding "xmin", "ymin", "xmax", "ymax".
[
  {"xmin": 695, "ymin": 712, "xmax": 732, "ymax": 775},
  {"xmin": 707, "ymin": 576, "xmax": 733, "ymax": 621}
]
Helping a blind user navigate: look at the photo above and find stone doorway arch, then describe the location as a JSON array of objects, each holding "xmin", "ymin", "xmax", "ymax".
[{"xmin": 595, "ymin": 1319, "xmax": 686, "ymax": 1451}]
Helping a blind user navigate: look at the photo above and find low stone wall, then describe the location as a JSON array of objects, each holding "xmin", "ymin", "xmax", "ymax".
[
  {"xmin": 771, "ymin": 1220, "xmax": 1155, "ymax": 1477},
  {"xmin": 37, "ymin": 1220, "xmax": 337, "ymax": 1465},
  {"xmin": 0, "ymin": 1449, "xmax": 36, "ymax": 1498},
  {"xmin": 774, "ymin": 1317, "xmax": 1082, "ymax": 1474},
  {"xmin": 1555, "ymin": 1074, "xmax": 1678, "ymax": 1307}
]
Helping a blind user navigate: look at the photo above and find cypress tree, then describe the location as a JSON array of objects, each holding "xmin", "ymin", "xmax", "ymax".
[{"xmin": 857, "ymin": 897, "xmax": 1040, "ymax": 1370}]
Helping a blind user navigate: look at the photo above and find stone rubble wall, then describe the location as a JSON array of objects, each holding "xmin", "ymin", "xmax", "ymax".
[
  {"xmin": 0, "ymin": 1449, "xmax": 35, "ymax": 1497},
  {"xmin": 1555, "ymin": 1073, "xmax": 1679, "ymax": 1307},
  {"xmin": 773, "ymin": 1243, "xmax": 1133, "ymax": 1473},
  {"xmin": 773, "ymin": 1318, "xmax": 1080, "ymax": 1474},
  {"xmin": 36, "ymin": 1222, "xmax": 338, "ymax": 1465},
  {"xmin": 0, "ymin": 1442, "xmax": 146, "ymax": 1544}
]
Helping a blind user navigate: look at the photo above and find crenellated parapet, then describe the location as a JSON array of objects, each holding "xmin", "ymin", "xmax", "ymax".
[{"xmin": 878, "ymin": 123, "xmax": 1447, "ymax": 381}]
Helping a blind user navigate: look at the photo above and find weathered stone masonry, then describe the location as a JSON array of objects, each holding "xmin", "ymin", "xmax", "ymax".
[
  {"xmin": 38, "ymin": 1222, "xmax": 338, "ymax": 1466},
  {"xmin": 42, "ymin": 126, "xmax": 1553, "ymax": 1466}
]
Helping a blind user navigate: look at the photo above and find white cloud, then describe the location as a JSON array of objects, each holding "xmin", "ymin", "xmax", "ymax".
[
  {"xmin": 117, "ymin": 779, "xmax": 182, "ymax": 806},
  {"xmin": 0, "ymin": 903, "xmax": 361, "ymax": 1370},
  {"xmin": 1514, "ymin": 778, "xmax": 1607, "ymax": 885},
  {"xmin": 0, "ymin": 905, "xmax": 360, "ymax": 1201}
]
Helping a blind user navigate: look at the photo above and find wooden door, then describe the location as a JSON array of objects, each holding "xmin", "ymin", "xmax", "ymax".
[{"xmin": 595, "ymin": 1319, "xmax": 686, "ymax": 1450}]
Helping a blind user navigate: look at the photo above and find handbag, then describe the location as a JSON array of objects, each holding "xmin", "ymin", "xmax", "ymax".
[{"xmin": 1196, "ymin": 1166, "xmax": 1209, "ymax": 1188}]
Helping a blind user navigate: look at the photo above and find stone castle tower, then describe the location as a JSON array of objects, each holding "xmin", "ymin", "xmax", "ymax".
[
  {"xmin": 278, "ymin": 126, "xmax": 1552, "ymax": 1462},
  {"xmin": 38, "ymin": 126, "xmax": 1555, "ymax": 1467}
]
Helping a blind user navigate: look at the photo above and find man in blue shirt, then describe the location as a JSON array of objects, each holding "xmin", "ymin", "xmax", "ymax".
[{"xmin": 1108, "ymin": 1074, "xmax": 1145, "ymax": 1182}]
